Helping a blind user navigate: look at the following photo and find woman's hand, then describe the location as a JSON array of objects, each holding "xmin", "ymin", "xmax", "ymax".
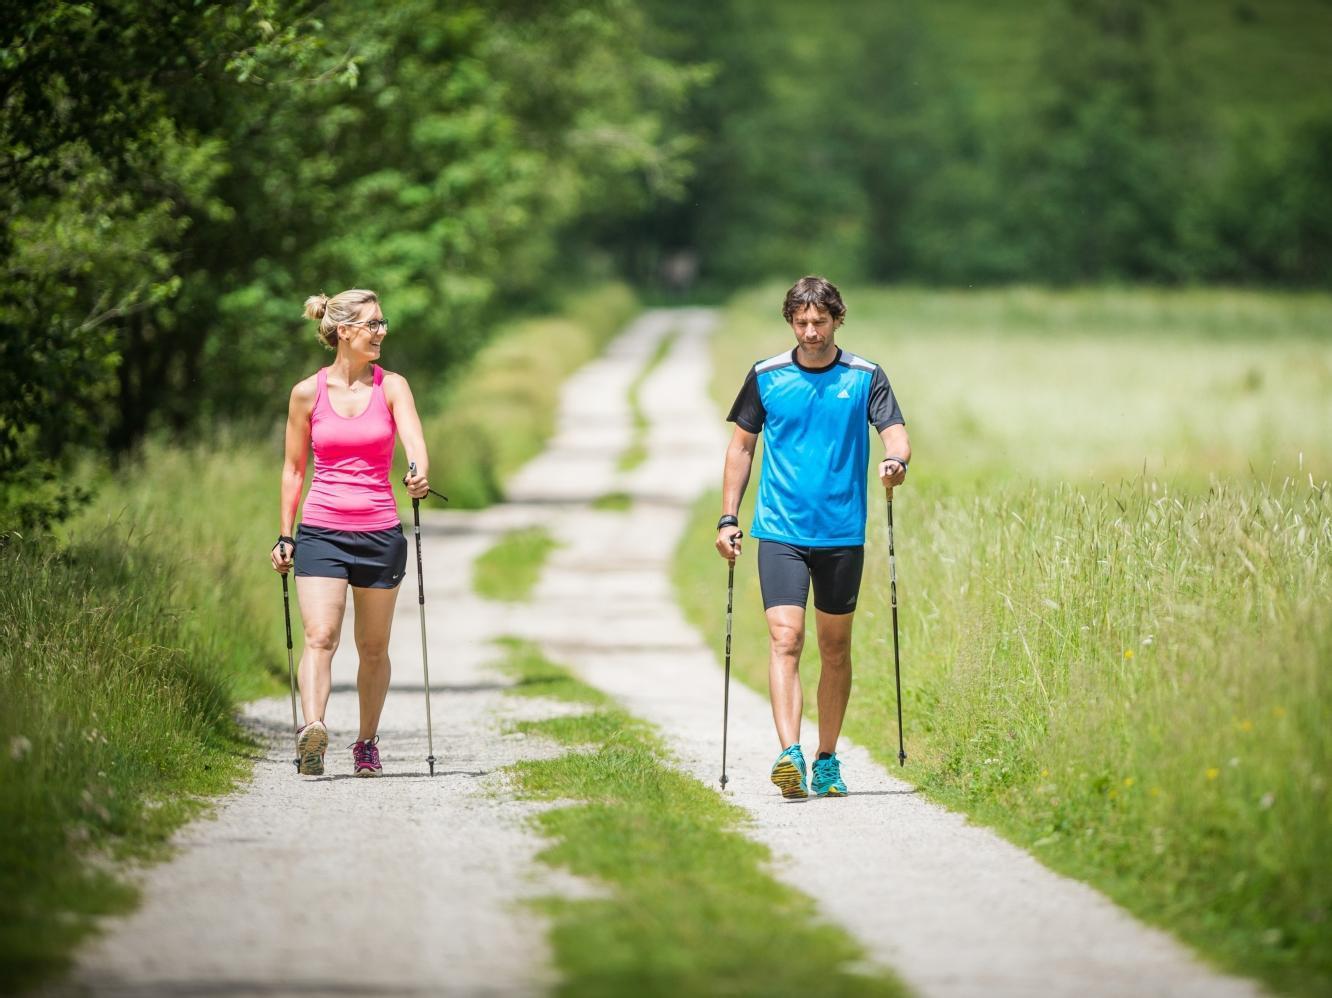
[
  {"xmin": 403, "ymin": 468, "xmax": 430, "ymax": 500},
  {"xmin": 271, "ymin": 536, "xmax": 295, "ymax": 574}
]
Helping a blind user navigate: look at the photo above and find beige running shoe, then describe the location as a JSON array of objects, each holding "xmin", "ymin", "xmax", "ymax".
[{"xmin": 296, "ymin": 720, "xmax": 328, "ymax": 776}]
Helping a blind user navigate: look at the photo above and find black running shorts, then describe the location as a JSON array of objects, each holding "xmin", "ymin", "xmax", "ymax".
[
  {"xmin": 294, "ymin": 523, "xmax": 408, "ymax": 589},
  {"xmin": 757, "ymin": 540, "xmax": 865, "ymax": 615}
]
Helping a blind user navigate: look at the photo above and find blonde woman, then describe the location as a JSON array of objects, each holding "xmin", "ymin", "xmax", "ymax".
[{"xmin": 270, "ymin": 289, "xmax": 431, "ymax": 777}]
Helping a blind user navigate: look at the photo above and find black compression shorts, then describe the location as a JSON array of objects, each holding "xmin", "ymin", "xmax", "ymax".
[
  {"xmin": 294, "ymin": 523, "xmax": 408, "ymax": 589},
  {"xmin": 756, "ymin": 540, "xmax": 865, "ymax": 615}
]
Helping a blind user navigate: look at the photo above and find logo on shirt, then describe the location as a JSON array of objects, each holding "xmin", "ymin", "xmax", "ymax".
[{"xmin": 836, "ymin": 389, "xmax": 851, "ymax": 399}]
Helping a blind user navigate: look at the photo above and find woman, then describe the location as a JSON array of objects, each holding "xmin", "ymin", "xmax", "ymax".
[{"xmin": 270, "ymin": 288, "xmax": 431, "ymax": 777}]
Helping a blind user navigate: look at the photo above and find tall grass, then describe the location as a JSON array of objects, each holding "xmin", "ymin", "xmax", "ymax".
[
  {"xmin": 2, "ymin": 438, "xmax": 281, "ymax": 991},
  {"xmin": 678, "ymin": 286, "xmax": 1332, "ymax": 995}
]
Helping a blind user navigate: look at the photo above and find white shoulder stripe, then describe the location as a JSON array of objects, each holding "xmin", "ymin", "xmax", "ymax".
[
  {"xmin": 756, "ymin": 350, "xmax": 793, "ymax": 373},
  {"xmin": 842, "ymin": 352, "xmax": 875, "ymax": 371}
]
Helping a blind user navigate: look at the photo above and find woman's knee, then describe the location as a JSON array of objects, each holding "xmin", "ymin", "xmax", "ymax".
[
  {"xmin": 304, "ymin": 625, "xmax": 341, "ymax": 653},
  {"xmin": 355, "ymin": 639, "xmax": 391, "ymax": 666}
]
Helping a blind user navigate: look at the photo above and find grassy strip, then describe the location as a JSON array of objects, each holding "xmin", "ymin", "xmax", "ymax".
[
  {"xmin": 680, "ymin": 286, "xmax": 1332, "ymax": 996},
  {"xmin": 421, "ymin": 284, "xmax": 638, "ymax": 507},
  {"xmin": 493, "ymin": 640, "xmax": 906, "ymax": 998},
  {"xmin": 617, "ymin": 329, "xmax": 677, "ymax": 473},
  {"xmin": 472, "ymin": 527, "xmax": 560, "ymax": 602},
  {"xmin": 590, "ymin": 491, "xmax": 633, "ymax": 511},
  {"xmin": 2, "ymin": 439, "xmax": 282, "ymax": 991}
]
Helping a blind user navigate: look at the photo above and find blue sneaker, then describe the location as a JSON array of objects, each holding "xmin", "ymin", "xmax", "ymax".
[
  {"xmin": 770, "ymin": 744, "xmax": 808, "ymax": 799},
  {"xmin": 811, "ymin": 752, "xmax": 847, "ymax": 797}
]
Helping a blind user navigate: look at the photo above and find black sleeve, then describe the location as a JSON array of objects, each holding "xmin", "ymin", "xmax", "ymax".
[
  {"xmin": 868, "ymin": 365, "xmax": 904, "ymax": 432},
  {"xmin": 726, "ymin": 367, "xmax": 765, "ymax": 432}
]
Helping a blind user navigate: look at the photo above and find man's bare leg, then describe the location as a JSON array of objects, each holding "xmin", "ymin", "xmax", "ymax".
[
  {"xmin": 814, "ymin": 609, "xmax": 855, "ymax": 755},
  {"xmin": 766, "ymin": 604, "xmax": 806, "ymax": 748}
]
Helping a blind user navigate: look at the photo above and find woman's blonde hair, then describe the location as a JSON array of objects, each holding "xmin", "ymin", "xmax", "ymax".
[{"xmin": 303, "ymin": 289, "xmax": 379, "ymax": 350}]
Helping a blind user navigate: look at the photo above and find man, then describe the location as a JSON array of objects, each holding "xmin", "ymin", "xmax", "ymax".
[{"xmin": 716, "ymin": 276, "xmax": 909, "ymax": 799}]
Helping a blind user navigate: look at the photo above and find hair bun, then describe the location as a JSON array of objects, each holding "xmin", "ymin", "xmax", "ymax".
[{"xmin": 303, "ymin": 294, "xmax": 329, "ymax": 321}]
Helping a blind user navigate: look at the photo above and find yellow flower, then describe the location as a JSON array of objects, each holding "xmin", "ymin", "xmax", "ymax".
[
  {"xmin": 1238, "ymin": 719, "xmax": 1254, "ymax": 733},
  {"xmin": 1123, "ymin": 649, "xmax": 1135, "ymax": 659},
  {"xmin": 1040, "ymin": 768, "xmax": 1049, "ymax": 777},
  {"xmin": 1205, "ymin": 767, "xmax": 1220, "ymax": 781},
  {"xmin": 1150, "ymin": 786, "xmax": 1163, "ymax": 797},
  {"xmin": 1108, "ymin": 788, "xmax": 1119, "ymax": 799},
  {"xmin": 1123, "ymin": 777, "xmax": 1135, "ymax": 788}
]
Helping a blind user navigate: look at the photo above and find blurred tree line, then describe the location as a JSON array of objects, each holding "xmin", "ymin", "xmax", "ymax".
[
  {"xmin": 3, "ymin": 0, "xmax": 1329, "ymax": 531},
  {"xmin": 621, "ymin": 0, "xmax": 1332, "ymax": 288}
]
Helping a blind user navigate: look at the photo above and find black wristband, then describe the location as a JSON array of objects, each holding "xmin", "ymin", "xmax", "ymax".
[
  {"xmin": 274, "ymin": 534, "xmax": 296, "ymax": 554},
  {"xmin": 716, "ymin": 514, "xmax": 740, "ymax": 531}
]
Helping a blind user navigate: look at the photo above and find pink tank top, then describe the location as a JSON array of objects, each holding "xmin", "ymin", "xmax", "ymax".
[{"xmin": 301, "ymin": 365, "xmax": 400, "ymax": 531}]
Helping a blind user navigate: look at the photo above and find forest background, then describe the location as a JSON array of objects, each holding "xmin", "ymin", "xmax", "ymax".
[{"xmin": 4, "ymin": 0, "xmax": 1332, "ymax": 531}]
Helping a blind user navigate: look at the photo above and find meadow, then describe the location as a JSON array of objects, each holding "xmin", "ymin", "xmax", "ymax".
[{"xmin": 675, "ymin": 286, "xmax": 1332, "ymax": 996}]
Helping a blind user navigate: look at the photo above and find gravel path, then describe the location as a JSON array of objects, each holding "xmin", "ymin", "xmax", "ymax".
[
  {"xmin": 58, "ymin": 498, "xmax": 589, "ymax": 996},
  {"xmin": 497, "ymin": 308, "xmax": 1265, "ymax": 998},
  {"xmin": 58, "ymin": 308, "xmax": 1264, "ymax": 997}
]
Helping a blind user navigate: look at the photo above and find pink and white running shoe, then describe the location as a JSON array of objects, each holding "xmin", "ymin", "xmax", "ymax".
[{"xmin": 351, "ymin": 736, "xmax": 382, "ymax": 777}]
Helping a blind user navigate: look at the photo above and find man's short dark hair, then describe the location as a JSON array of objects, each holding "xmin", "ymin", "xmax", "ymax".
[{"xmin": 782, "ymin": 276, "xmax": 846, "ymax": 323}]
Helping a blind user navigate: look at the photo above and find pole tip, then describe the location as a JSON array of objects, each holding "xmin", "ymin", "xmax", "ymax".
[
  {"xmin": 719, "ymin": 774, "xmax": 729, "ymax": 789},
  {"xmin": 898, "ymin": 751, "xmax": 907, "ymax": 766},
  {"xmin": 427, "ymin": 755, "xmax": 436, "ymax": 776}
]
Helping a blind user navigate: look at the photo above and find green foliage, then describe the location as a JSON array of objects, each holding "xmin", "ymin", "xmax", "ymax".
[
  {"xmin": 497, "ymin": 641, "xmax": 907, "ymax": 998},
  {"xmin": 677, "ymin": 286, "xmax": 1332, "ymax": 996},
  {"xmin": 1, "ymin": 2, "xmax": 697, "ymax": 532}
]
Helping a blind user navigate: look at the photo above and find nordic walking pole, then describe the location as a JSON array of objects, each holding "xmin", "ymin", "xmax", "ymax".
[
  {"xmin": 885, "ymin": 486, "xmax": 907, "ymax": 765},
  {"xmin": 719, "ymin": 531, "xmax": 741, "ymax": 789},
  {"xmin": 280, "ymin": 563, "xmax": 300, "ymax": 772},
  {"xmin": 408, "ymin": 461, "xmax": 437, "ymax": 777}
]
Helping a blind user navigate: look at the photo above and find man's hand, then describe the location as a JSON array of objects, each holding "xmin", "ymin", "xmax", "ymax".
[
  {"xmin": 879, "ymin": 457, "xmax": 907, "ymax": 489},
  {"xmin": 716, "ymin": 527, "xmax": 743, "ymax": 561}
]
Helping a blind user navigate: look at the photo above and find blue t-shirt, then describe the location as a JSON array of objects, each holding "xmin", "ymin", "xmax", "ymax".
[{"xmin": 728, "ymin": 347, "xmax": 904, "ymax": 547}]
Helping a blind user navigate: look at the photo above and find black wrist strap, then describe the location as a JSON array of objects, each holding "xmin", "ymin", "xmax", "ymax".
[
  {"xmin": 717, "ymin": 514, "xmax": 740, "ymax": 531},
  {"xmin": 883, "ymin": 456, "xmax": 908, "ymax": 469},
  {"xmin": 275, "ymin": 534, "xmax": 296, "ymax": 552}
]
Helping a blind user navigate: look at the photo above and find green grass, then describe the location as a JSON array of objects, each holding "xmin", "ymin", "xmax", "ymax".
[
  {"xmin": 422, "ymin": 284, "xmax": 639, "ymax": 507},
  {"xmin": 2, "ymin": 437, "xmax": 284, "ymax": 991},
  {"xmin": 617, "ymin": 329, "xmax": 677, "ymax": 473},
  {"xmin": 677, "ymin": 286, "xmax": 1332, "ymax": 996},
  {"xmin": 591, "ymin": 490, "xmax": 633, "ymax": 511},
  {"xmin": 473, "ymin": 527, "xmax": 560, "ymax": 602},
  {"xmin": 493, "ymin": 640, "xmax": 907, "ymax": 998}
]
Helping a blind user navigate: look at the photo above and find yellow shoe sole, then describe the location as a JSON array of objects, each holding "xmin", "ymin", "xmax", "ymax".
[{"xmin": 770, "ymin": 758, "xmax": 808, "ymax": 799}]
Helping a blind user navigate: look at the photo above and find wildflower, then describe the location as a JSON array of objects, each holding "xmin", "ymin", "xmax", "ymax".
[
  {"xmin": 1141, "ymin": 635, "xmax": 1154, "ymax": 646},
  {"xmin": 9, "ymin": 736, "xmax": 31, "ymax": 761},
  {"xmin": 1150, "ymin": 786, "xmax": 1163, "ymax": 797},
  {"xmin": 1108, "ymin": 788, "xmax": 1119, "ymax": 799},
  {"xmin": 1238, "ymin": 719, "xmax": 1254, "ymax": 733},
  {"xmin": 1259, "ymin": 792, "xmax": 1275, "ymax": 810},
  {"xmin": 1123, "ymin": 649, "xmax": 1135, "ymax": 660},
  {"xmin": 1123, "ymin": 777, "xmax": 1135, "ymax": 788},
  {"xmin": 1206, "ymin": 768, "xmax": 1220, "ymax": 781},
  {"xmin": 1040, "ymin": 768, "xmax": 1049, "ymax": 777}
]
